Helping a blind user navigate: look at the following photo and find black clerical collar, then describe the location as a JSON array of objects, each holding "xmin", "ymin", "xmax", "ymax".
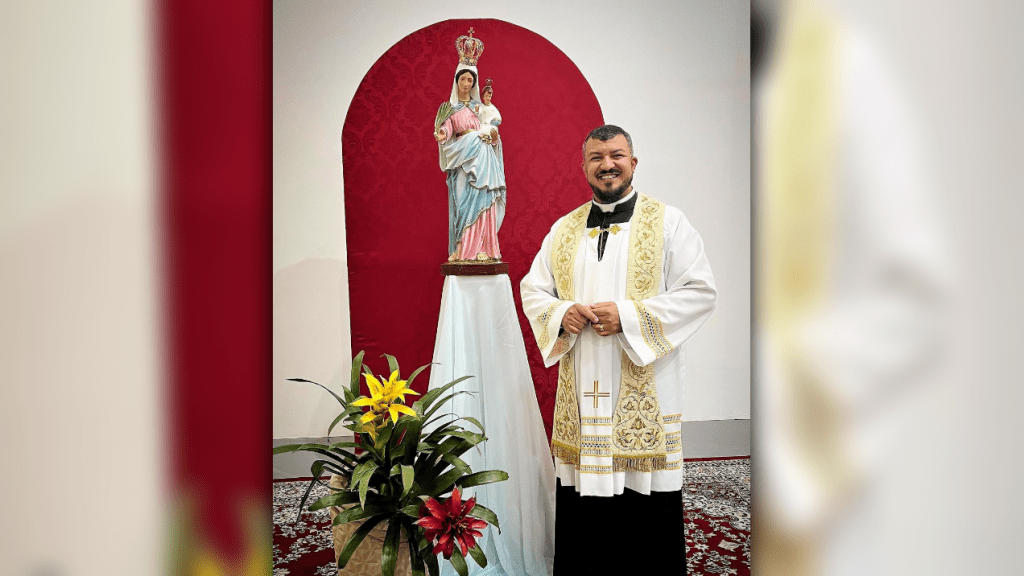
[
  {"xmin": 586, "ymin": 191, "xmax": 637, "ymax": 262},
  {"xmin": 587, "ymin": 191, "xmax": 638, "ymax": 228},
  {"xmin": 595, "ymin": 189, "xmax": 636, "ymax": 211}
]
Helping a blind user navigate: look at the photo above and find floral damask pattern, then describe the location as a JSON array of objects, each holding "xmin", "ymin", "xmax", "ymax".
[
  {"xmin": 684, "ymin": 458, "xmax": 752, "ymax": 576},
  {"xmin": 273, "ymin": 480, "xmax": 335, "ymax": 575},
  {"xmin": 340, "ymin": 19, "xmax": 604, "ymax": 443}
]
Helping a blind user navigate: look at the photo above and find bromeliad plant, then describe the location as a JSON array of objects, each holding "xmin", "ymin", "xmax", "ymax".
[{"xmin": 274, "ymin": 351, "xmax": 508, "ymax": 576}]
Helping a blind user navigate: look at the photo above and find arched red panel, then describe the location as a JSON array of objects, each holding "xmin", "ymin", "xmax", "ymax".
[{"xmin": 343, "ymin": 18, "xmax": 602, "ymax": 438}]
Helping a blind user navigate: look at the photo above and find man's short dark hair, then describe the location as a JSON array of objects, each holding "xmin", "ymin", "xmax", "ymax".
[{"xmin": 582, "ymin": 125, "xmax": 634, "ymax": 157}]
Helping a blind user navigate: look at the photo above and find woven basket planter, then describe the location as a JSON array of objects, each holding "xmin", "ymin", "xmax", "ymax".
[{"xmin": 328, "ymin": 474, "xmax": 413, "ymax": 576}]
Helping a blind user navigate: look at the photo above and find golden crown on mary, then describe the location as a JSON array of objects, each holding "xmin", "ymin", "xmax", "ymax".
[{"xmin": 456, "ymin": 28, "xmax": 485, "ymax": 66}]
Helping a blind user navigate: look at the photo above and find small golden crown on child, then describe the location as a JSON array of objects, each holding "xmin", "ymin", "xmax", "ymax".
[{"xmin": 456, "ymin": 28, "xmax": 485, "ymax": 66}]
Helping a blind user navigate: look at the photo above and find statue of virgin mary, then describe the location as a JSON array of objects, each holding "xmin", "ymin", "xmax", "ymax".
[{"xmin": 433, "ymin": 31, "xmax": 506, "ymax": 263}]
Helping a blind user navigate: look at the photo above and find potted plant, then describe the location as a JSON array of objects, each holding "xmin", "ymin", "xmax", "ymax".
[{"xmin": 275, "ymin": 351, "xmax": 508, "ymax": 576}]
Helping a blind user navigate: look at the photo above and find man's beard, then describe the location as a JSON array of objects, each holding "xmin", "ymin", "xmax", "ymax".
[{"xmin": 590, "ymin": 174, "xmax": 633, "ymax": 204}]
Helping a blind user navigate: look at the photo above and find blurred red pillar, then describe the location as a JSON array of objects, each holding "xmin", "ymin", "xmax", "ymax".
[{"xmin": 158, "ymin": 0, "xmax": 270, "ymax": 559}]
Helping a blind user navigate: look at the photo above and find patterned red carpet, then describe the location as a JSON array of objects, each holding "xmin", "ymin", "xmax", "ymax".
[
  {"xmin": 683, "ymin": 457, "xmax": 751, "ymax": 575},
  {"xmin": 273, "ymin": 457, "xmax": 750, "ymax": 575}
]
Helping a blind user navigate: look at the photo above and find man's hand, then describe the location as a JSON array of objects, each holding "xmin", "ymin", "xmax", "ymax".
[
  {"xmin": 590, "ymin": 302, "xmax": 621, "ymax": 336},
  {"xmin": 562, "ymin": 303, "xmax": 599, "ymax": 335}
]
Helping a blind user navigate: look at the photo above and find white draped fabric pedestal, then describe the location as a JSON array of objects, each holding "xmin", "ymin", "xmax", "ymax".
[{"xmin": 426, "ymin": 274, "xmax": 555, "ymax": 576}]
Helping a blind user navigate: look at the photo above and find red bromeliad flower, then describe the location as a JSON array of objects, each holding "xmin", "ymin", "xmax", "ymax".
[{"xmin": 415, "ymin": 487, "xmax": 488, "ymax": 559}]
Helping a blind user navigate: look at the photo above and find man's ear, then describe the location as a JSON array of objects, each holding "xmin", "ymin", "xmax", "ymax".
[{"xmin": 631, "ymin": 156, "xmax": 639, "ymax": 170}]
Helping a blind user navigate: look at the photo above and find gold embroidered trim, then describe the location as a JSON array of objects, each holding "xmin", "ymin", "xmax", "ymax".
[
  {"xmin": 581, "ymin": 435, "xmax": 612, "ymax": 456},
  {"xmin": 578, "ymin": 464, "xmax": 613, "ymax": 475},
  {"xmin": 551, "ymin": 352, "xmax": 580, "ymax": 465},
  {"xmin": 666, "ymin": 460, "xmax": 683, "ymax": 470},
  {"xmin": 549, "ymin": 203, "xmax": 589, "ymax": 466},
  {"xmin": 612, "ymin": 454, "xmax": 668, "ymax": 472},
  {"xmin": 535, "ymin": 301, "xmax": 562, "ymax": 351},
  {"xmin": 611, "ymin": 351, "xmax": 667, "ymax": 470},
  {"xmin": 611, "ymin": 194, "xmax": 668, "ymax": 472},
  {"xmin": 551, "ymin": 442, "xmax": 579, "ymax": 464},
  {"xmin": 666, "ymin": 431, "xmax": 682, "ymax": 454},
  {"xmin": 587, "ymin": 224, "xmax": 622, "ymax": 238},
  {"xmin": 633, "ymin": 301, "xmax": 673, "ymax": 359},
  {"xmin": 551, "ymin": 204, "xmax": 590, "ymax": 301},
  {"xmin": 662, "ymin": 413, "xmax": 682, "ymax": 424},
  {"xmin": 548, "ymin": 331, "xmax": 571, "ymax": 360},
  {"xmin": 624, "ymin": 195, "xmax": 665, "ymax": 300},
  {"xmin": 581, "ymin": 417, "xmax": 612, "ymax": 426}
]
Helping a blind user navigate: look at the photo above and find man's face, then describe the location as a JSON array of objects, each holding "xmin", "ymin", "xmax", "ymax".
[{"xmin": 582, "ymin": 134, "xmax": 637, "ymax": 203}]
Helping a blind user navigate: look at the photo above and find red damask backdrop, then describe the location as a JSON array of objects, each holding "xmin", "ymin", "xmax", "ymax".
[{"xmin": 343, "ymin": 19, "xmax": 603, "ymax": 438}]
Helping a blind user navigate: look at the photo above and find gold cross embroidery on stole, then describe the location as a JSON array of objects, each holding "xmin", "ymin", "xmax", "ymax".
[{"xmin": 583, "ymin": 380, "xmax": 610, "ymax": 409}]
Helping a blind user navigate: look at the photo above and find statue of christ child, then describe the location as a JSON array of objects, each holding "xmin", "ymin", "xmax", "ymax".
[{"xmin": 477, "ymin": 78, "xmax": 502, "ymax": 132}]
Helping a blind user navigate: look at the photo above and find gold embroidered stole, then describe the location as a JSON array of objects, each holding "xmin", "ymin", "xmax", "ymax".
[
  {"xmin": 549, "ymin": 194, "xmax": 669, "ymax": 471},
  {"xmin": 548, "ymin": 202, "xmax": 589, "ymax": 462}
]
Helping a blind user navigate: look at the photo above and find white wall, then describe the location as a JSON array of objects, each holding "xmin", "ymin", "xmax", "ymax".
[
  {"xmin": 274, "ymin": 0, "xmax": 750, "ymax": 439},
  {"xmin": 2, "ymin": 3, "xmax": 160, "ymax": 573}
]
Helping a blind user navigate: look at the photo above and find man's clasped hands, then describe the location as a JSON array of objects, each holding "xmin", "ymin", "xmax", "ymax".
[{"xmin": 561, "ymin": 302, "xmax": 621, "ymax": 338}]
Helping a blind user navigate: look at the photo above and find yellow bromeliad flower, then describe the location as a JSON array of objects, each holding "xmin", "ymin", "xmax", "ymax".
[{"xmin": 352, "ymin": 370, "xmax": 420, "ymax": 430}]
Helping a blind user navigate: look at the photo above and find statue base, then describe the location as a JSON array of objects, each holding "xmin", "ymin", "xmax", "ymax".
[
  {"xmin": 440, "ymin": 260, "xmax": 509, "ymax": 276},
  {"xmin": 426, "ymin": 274, "xmax": 556, "ymax": 576}
]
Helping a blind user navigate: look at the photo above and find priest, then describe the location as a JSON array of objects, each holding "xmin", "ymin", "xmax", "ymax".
[{"xmin": 520, "ymin": 125, "xmax": 717, "ymax": 574}]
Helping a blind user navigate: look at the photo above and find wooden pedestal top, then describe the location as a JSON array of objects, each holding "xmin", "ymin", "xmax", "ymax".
[{"xmin": 440, "ymin": 261, "xmax": 509, "ymax": 276}]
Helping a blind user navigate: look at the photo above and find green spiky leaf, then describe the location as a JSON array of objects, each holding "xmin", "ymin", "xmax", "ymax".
[
  {"xmin": 459, "ymin": 416, "xmax": 485, "ymax": 434},
  {"xmin": 401, "ymin": 465, "xmax": 415, "ymax": 497},
  {"xmin": 424, "ymin": 546, "xmax": 440, "ymax": 576},
  {"xmin": 350, "ymin": 350, "xmax": 366, "ymax": 400},
  {"xmin": 412, "ymin": 375, "xmax": 472, "ymax": 414},
  {"xmin": 351, "ymin": 461, "xmax": 376, "ymax": 507},
  {"xmin": 455, "ymin": 470, "xmax": 509, "ymax": 489},
  {"xmin": 405, "ymin": 363, "xmax": 432, "ymax": 389},
  {"xmin": 467, "ymin": 542, "xmax": 487, "ymax": 568},
  {"xmin": 336, "ymin": 513, "xmax": 388, "ymax": 568},
  {"xmin": 383, "ymin": 353, "xmax": 400, "ymax": 377},
  {"xmin": 308, "ymin": 491, "xmax": 359, "ymax": 512},
  {"xmin": 422, "ymin": 390, "xmax": 476, "ymax": 421},
  {"xmin": 450, "ymin": 548, "xmax": 468, "ymax": 576},
  {"xmin": 431, "ymin": 467, "xmax": 466, "ymax": 496},
  {"xmin": 288, "ymin": 378, "xmax": 345, "ymax": 407},
  {"xmin": 403, "ymin": 520, "xmax": 426, "ymax": 576},
  {"xmin": 467, "ymin": 502, "xmax": 500, "ymax": 532},
  {"xmin": 331, "ymin": 504, "xmax": 373, "ymax": 526},
  {"xmin": 401, "ymin": 503, "xmax": 423, "ymax": 517},
  {"xmin": 295, "ymin": 462, "xmax": 324, "ymax": 522},
  {"xmin": 380, "ymin": 518, "xmax": 402, "ymax": 576}
]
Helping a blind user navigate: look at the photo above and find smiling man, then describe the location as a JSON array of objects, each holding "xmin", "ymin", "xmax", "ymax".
[{"xmin": 521, "ymin": 125, "xmax": 718, "ymax": 574}]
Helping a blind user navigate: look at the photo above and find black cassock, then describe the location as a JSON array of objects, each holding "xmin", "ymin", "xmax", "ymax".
[{"xmin": 553, "ymin": 480, "xmax": 687, "ymax": 575}]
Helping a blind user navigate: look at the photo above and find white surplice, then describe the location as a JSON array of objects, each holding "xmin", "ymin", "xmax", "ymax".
[{"xmin": 520, "ymin": 191, "xmax": 717, "ymax": 496}]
